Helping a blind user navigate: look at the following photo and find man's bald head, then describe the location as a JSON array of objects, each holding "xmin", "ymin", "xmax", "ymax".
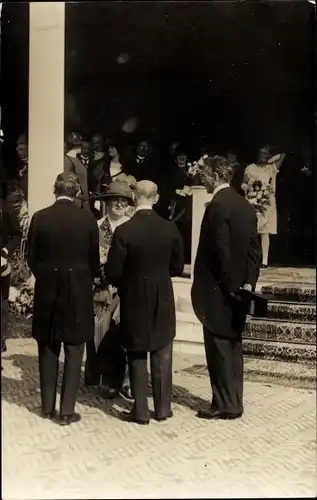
[{"xmin": 134, "ymin": 180, "xmax": 159, "ymax": 207}]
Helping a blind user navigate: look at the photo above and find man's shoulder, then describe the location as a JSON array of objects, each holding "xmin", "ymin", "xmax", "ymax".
[
  {"xmin": 32, "ymin": 204, "xmax": 54, "ymax": 219},
  {"xmin": 75, "ymin": 205, "xmax": 99, "ymax": 227},
  {"xmin": 211, "ymin": 187, "xmax": 254, "ymax": 213},
  {"xmin": 122, "ymin": 211, "xmax": 176, "ymax": 234}
]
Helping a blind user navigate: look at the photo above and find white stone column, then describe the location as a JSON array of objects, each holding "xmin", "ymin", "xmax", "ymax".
[
  {"xmin": 28, "ymin": 3, "xmax": 65, "ymax": 217},
  {"xmin": 190, "ymin": 186, "xmax": 213, "ymax": 278}
]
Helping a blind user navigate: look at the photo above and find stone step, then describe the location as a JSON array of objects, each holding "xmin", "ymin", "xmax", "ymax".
[
  {"xmin": 180, "ymin": 357, "xmax": 316, "ymax": 390},
  {"xmin": 175, "ymin": 312, "xmax": 316, "ymax": 363},
  {"xmin": 242, "ymin": 339, "xmax": 316, "ymax": 364},
  {"xmin": 174, "ymin": 333, "xmax": 316, "ymax": 365},
  {"xmin": 176, "ymin": 295, "xmax": 316, "ymax": 323},
  {"xmin": 266, "ymin": 301, "xmax": 316, "ymax": 323},
  {"xmin": 245, "ymin": 318, "xmax": 316, "ymax": 345},
  {"xmin": 261, "ymin": 285, "xmax": 316, "ymax": 304}
]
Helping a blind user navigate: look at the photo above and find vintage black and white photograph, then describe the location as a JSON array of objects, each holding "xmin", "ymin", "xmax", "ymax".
[{"xmin": 0, "ymin": 1, "xmax": 316, "ymax": 498}]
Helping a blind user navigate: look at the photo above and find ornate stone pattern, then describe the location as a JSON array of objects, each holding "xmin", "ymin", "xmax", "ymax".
[
  {"xmin": 242, "ymin": 340, "xmax": 316, "ymax": 363},
  {"xmin": 261, "ymin": 286, "xmax": 316, "ymax": 304},
  {"xmin": 267, "ymin": 303, "xmax": 316, "ymax": 323},
  {"xmin": 244, "ymin": 321, "xmax": 316, "ymax": 344}
]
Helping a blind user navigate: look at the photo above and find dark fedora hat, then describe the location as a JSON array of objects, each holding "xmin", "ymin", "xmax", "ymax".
[{"xmin": 103, "ymin": 181, "xmax": 134, "ymax": 204}]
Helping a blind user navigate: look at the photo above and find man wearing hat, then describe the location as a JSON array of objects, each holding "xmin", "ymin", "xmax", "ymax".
[
  {"xmin": 191, "ymin": 156, "xmax": 262, "ymax": 421},
  {"xmin": 64, "ymin": 136, "xmax": 90, "ymax": 210},
  {"xmin": 27, "ymin": 172, "xmax": 100, "ymax": 425},
  {"xmin": 1, "ymin": 181, "xmax": 22, "ymax": 354}
]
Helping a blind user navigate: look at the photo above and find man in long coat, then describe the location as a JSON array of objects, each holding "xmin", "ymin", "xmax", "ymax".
[
  {"xmin": 27, "ymin": 173, "xmax": 100, "ymax": 425},
  {"xmin": 191, "ymin": 156, "xmax": 261, "ymax": 420},
  {"xmin": 106, "ymin": 180, "xmax": 184, "ymax": 424}
]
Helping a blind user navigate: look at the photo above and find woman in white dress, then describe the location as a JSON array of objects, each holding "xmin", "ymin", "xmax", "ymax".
[{"xmin": 244, "ymin": 146, "xmax": 286, "ymax": 268}]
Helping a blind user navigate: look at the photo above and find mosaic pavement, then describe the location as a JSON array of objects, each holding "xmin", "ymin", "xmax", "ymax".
[{"xmin": 2, "ymin": 339, "xmax": 317, "ymax": 499}]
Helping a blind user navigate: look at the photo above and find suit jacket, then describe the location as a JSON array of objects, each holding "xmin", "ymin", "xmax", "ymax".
[
  {"xmin": 154, "ymin": 163, "xmax": 188, "ymax": 219},
  {"xmin": 126, "ymin": 156, "xmax": 159, "ymax": 183},
  {"xmin": 64, "ymin": 155, "xmax": 90, "ymax": 210},
  {"xmin": 27, "ymin": 199, "xmax": 100, "ymax": 344},
  {"xmin": 191, "ymin": 186, "xmax": 262, "ymax": 338},
  {"xmin": 106, "ymin": 209, "xmax": 184, "ymax": 351},
  {"xmin": 88, "ymin": 157, "xmax": 111, "ymax": 194}
]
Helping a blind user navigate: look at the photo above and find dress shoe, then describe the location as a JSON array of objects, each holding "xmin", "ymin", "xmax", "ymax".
[
  {"xmin": 41, "ymin": 410, "xmax": 56, "ymax": 420},
  {"xmin": 119, "ymin": 410, "xmax": 149, "ymax": 425},
  {"xmin": 260, "ymin": 264, "xmax": 268, "ymax": 269},
  {"xmin": 155, "ymin": 411, "xmax": 173, "ymax": 422},
  {"xmin": 197, "ymin": 408, "xmax": 243, "ymax": 420},
  {"xmin": 1, "ymin": 341, "xmax": 7, "ymax": 353},
  {"xmin": 59, "ymin": 413, "xmax": 81, "ymax": 426}
]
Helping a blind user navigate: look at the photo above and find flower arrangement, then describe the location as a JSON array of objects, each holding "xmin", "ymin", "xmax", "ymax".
[
  {"xmin": 10, "ymin": 197, "xmax": 31, "ymax": 287},
  {"xmin": 8, "ymin": 192, "xmax": 33, "ymax": 318},
  {"xmin": 9, "ymin": 280, "xmax": 34, "ymax": 319},
  {"xmin": 187, "ymin": 154, "xmax": 209, "ymax": 186},
  {"xmin": 175, "ymin": 154, "xmax": 208, "ymax": 198},
  {"xmin": 242, "ymin": 179, "xmax": 273, "ymax": 218}
]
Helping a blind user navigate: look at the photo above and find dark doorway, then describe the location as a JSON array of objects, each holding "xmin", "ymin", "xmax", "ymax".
[
  {"xmin": 0, "ymin": 2, "xmax": 314, "ymax": 266},
  {"xmin": 65, "ymin": 1, "xmax": 314, "ymax": 266}
]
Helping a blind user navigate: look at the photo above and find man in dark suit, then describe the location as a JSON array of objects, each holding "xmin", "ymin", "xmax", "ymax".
[
  {"xmin": 27, "ymin": 173, "xmax": 100, "ymax": 425},
  {"xmin": 106, "ymin": 180, "xmax": 184, "ymax": 425},
  {"xmin": 191, "ymin": 156, "xmax": 261, "ymax": 420},
  {"xmin": 125, "ymin": 140, "xmax": 159, "ymax": 183},
  {"xmin": 64, "ymin": 139, "xmax": 90, "ymax": 210}
]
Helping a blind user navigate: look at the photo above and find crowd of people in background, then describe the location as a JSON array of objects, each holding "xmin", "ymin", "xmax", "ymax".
[{"xmin": 0, "ymin": 131, "xmax": 314, "ymax": 269}]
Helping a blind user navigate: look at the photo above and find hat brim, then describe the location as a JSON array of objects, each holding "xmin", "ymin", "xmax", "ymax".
[{"xmin": 101, "ymin": 192, "xmax": 134, "ymax": 205}]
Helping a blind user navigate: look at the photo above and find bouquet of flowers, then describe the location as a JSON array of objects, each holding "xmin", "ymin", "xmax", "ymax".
[
  {"xmin": 187, "ymin": 154, "xmax": 209, "ymax": 186},
  {"xmin": 174, "ymin": 154, "xmax": 208, "ymax": 199},
  {"xmin": 11, "ymin": 198, "xmax": 31, "ymax": 286},
  {"xmin": 9, "ymin": 281, "xmax": 34, "ymax": 318},
  {"xmin": 243, "ymin": 179, "xmax": 273, "ymax": 218}
]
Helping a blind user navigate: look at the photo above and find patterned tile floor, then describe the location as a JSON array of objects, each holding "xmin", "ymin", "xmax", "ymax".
[{"xmin": 2, "ymin": 339, "xmax": 316, "ymax": 499}]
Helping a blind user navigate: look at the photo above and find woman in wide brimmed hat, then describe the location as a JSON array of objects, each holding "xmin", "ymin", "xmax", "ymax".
[{"xmin": 84, "ymin": 181, "xmax": 134, "ymax": 396}]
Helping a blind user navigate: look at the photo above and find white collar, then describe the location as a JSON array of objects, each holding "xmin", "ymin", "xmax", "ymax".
[
  {"xmin": 135, "ymin": 205, "xmax": 152, "ymax": 213},
  {"xmin": 211, "ymin": 183, "xmax": 230, "ymax": 199},
  {"xmin": 56, "ymin": 196, "xmax": 74, "ymax": 202},
  {"xmin": 66, "ymin": 148, "xmax": 81, "ymax": 158},
  {"xmin": 108, "ymin": 215, "xmax": 130, "ymax": 232}
]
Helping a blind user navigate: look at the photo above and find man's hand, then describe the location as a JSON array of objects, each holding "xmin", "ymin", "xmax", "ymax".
[
  {"xmin": 301, "ymin": 165, "xmax": 312, "ymax": 177},
  {"xmin": 243, "ymin": 283, "xmax": 252, "ymax": 292}
]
